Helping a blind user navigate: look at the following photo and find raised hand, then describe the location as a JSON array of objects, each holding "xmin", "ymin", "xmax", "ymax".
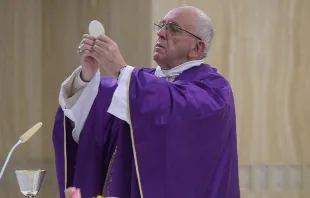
[
  {"xmin": 77, "ymin": 34, "xmax": 99, "ymax": 81},
  {"xmin": 91, "ymin": 35, "xmax": 127, "ymax": 79}
]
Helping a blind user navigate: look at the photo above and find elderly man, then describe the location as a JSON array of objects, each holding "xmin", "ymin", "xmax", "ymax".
[{"xmin": 53, "ymin": 5, "xmax": 240, "ymax": 198}]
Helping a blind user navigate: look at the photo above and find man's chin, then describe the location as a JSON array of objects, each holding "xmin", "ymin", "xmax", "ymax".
[
  {"xmin": 153, "ymin": 52, "xmax": 163, "ymax": 63},
  {"xmin": 153, "ymin": 55, "xmax": 169, "ymax": 69}
]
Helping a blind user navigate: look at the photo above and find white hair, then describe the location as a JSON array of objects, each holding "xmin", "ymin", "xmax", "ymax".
[{"xmin": 187, "ymin": 7, "xmax": 215, "ymax": 59}]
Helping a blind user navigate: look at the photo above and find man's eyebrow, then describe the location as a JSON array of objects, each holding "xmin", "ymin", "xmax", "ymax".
[
  {"xmin": 164, "ymin": 20, "xmax": 179, "ymax": 25},
  {"xmin": 161, "ymin": 19, "xmax": 182, "ymax": 27}
]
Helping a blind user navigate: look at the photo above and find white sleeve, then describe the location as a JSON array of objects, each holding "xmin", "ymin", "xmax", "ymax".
[
  {"xmin": 107, "ymin": 66, "xmax": 134, "ymax": 124},
  {"xmin": 59, "ymin": 66, "xmax": 100, "ymax": 142}
]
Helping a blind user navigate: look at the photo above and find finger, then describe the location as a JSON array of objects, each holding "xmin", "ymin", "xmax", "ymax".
[
  {"xmin": 79, "ymin": 49, "xmax": 91, "ymax": 57},
  {"xmin": 80, "ymin": 49, "xmax": 100, "ymax": 59},
  {"xmin": 92, "ymin": 44, "xmax": 106, "ymax": 55},
  {"xmin": 81, "ymin": 38, "xmax": 95, "ymax": 46},
  {"xmin": 97, "ymin": 35, "xmax": 114, "ymax": 45},
  {"xmin": 92, "ymin": 44, "xmax": 110, "ymax": 60},
  {"xmin": 83, "ymin": 34, "xmax": 96, "ymax": 41},
  {"xmin": 83, "ymin": 50, "xmax": 101, "ymax": 62},
  {"xmin": 79, "ymin": 43, "xmax": 93, "ymax": 51},
  {"xmin": 94, "ymin": 39, "xmax": 108, "ymax": 49}
]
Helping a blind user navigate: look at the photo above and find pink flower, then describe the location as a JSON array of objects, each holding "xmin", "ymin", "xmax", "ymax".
[
  {"xmin": 65, "ymin": 187, "xmax": 105, "ymax": 198},
  {"xmin": 65, "ymin": 187, "xmax": 81, "ymax": 198}
]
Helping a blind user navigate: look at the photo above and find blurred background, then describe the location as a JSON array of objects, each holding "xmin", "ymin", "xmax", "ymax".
[{"xmin": 0, "ymin": 0, "xmax": 309, "ymax": 197}]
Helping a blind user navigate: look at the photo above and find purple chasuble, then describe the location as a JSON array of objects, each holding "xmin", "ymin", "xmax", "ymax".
[{"xmin": 52, "ymin": 63, "xmax": 240, "ymax": 198}]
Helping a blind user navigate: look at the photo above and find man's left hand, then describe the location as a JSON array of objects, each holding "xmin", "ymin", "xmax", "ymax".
[{"xmin": 91, "ymin": 35, "xmax": 127, "ymax": 79}]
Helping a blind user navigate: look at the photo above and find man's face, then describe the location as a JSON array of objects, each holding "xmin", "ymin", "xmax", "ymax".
[{"xmin": 153, "ymin": 8, "xmax": 200, "ymax": 69}]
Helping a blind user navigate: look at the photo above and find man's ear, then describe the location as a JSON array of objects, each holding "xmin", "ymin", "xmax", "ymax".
[
  {"xmin": 190, "ymin": 41, "xmax": 206, "ymax": 59},
  {"xmin": 196, "ymin": 41, "xmax": 206, "ymax": 57}
]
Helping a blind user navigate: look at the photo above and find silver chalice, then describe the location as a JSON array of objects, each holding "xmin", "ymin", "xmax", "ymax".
[{"xmin": 15, "ymin": 169, "xmax": 46, "ymax": 198}]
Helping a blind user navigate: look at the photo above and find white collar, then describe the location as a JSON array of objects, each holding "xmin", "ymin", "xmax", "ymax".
[{"xmin": 155, "ymin": 59, "xmax": 204, "ymax": 78}]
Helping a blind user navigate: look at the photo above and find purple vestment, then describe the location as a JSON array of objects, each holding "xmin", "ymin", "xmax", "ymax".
[{"xmin": 53, "ymin": 64, "xmax": 240, "ymax": 198}]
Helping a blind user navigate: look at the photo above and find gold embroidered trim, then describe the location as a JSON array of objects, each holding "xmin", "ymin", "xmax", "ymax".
[
  {"xmin": 102, "ymin": 146, "xmax": 118, "ymax": 196},
  {"xmin": 127, "ymin": 69, "xmax": 144, "ymax": 198},
  {"xmin": 167, "ymin": 76, "xmax": 176, "ymax": 82}
]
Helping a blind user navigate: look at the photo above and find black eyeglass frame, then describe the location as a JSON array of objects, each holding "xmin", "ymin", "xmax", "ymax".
[{"xmin": 154, "ymin": 20, "xmax": 202, "ymax": 40}]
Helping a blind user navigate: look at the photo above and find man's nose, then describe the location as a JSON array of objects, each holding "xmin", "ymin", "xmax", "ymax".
[{"xmin": 157, "ymin": 26, "xmax": 167, "ymax": 39}]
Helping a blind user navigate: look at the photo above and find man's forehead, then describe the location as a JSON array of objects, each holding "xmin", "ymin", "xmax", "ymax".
[{"xmin": 163, "ymin": 8, "xmax": 196, "ymax": 27}]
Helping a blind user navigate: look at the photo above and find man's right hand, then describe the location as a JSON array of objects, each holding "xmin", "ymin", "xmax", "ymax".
[{"xmin": 78, "ymin": 34, "xmax": 99, "ymax": 82}]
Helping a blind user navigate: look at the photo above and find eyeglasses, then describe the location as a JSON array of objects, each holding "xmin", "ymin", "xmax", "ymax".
[{"xmin": 153, "ymin": 20, "xmax": 202, "ymax": 40}]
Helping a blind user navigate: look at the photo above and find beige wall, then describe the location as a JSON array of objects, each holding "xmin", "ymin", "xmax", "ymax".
[{"xmin": 0, "ymin": 0, "xmax": 309, "ymax": 197}]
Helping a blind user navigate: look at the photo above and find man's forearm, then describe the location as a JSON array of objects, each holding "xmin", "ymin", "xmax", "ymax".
[
  {"xmin": 58, "ymin": 66, "xmax": 101, "ymax": 142},
  {"xmin": 60, "ymin": 66, "xmax": 88, "ymax": 109}
]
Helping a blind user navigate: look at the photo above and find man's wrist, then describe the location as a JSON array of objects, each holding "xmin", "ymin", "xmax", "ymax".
[
  {"xmin": 77, "ymin": 70, "xmax": 90, "ymax": 86},
  {"xmin": 80, "ymin": 71, "xmax": 90, "ymax": 82},
  {"xmin": 117, "ymin": 65, "xmax": 127, "ymax": 80},
  {"xmin": 80, "ymin": 68, "xmax": 94, "ymax": 82}
]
